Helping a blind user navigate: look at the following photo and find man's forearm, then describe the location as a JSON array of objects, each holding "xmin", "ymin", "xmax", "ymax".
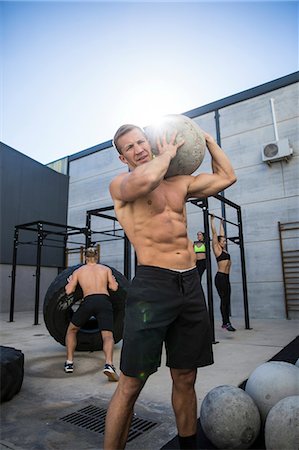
[{"xmin": 132, "ymin": 151, "xmax": 172, "ymax": 187}]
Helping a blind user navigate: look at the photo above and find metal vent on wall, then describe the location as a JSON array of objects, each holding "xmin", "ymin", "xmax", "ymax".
[{"xmin": 59, "ymin": 404, "xmax": 159, "ymax": 442}]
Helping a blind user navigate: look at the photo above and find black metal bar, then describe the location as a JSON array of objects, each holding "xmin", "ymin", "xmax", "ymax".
[
  {"xmin": 85, "ymin": 212, "xmax": 92, "ymax": 248},
  {"xmin": 9, "ymin": 228, "xmax": 19, "ymax": 322},
  {"xmin": 34, "ymin": 223, "xmax": 43, "ymax": 325},
  {"xmin": 227, "ymin": 236, "xmax": 240, "ymax": 244},
  {"xmin": 189, "ymin": 198, "xmax": 205, "ymax": 208},
  {"xmin": 214, "ymin": 110, "xmax": 227, "ymax": 236},
  {"xmin": 90, "ymin": 230, "xmax": 124, "ymax": 238},
  {"xmin": 237, "ymin": 207, "xmax": 250, "ymax": 329},
  {"xmin": 90, "ymin": 213, "xmax": 119, "ymax": 222},
  {"xmin": 16, "ymin": 220, "xmax": 81, "ymax": 231},
  {"xmin": 202, "ymin": 198, "xmax": 216, "ymax": 343},
  {"xmin": 89, "ymin": 227, "xmax": 123, "ymax": 234},
  {"xmin": 87, "ymin": 206, "xmax": 115, "ymax": 214},
  {"xmin": 63, "ymin": 233, "xmax": 68, "ymax": 269},
  {"xmin": 35, "ymin": 243, "xmax": 65, "ymax": 250},
  {"xmin": 214, "ymin": 193, "xmax": 241, "ymax": 210},
  {"xmin": 16, "ymin": 226, "xmax": 41, "ymax": 232},
  {"xmin": 206, "ymin": 212, "xmax": 238, "ymax": 227},
  {"xmin": 16, "ymin": 241, "xmax": 38, "ymax": 246},
  {"xmin": 66, "ymin": 229, "xmax": 88, "ymax": 236}
]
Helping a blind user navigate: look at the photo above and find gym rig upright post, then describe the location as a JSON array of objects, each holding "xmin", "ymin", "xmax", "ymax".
[
  {"xmin": 190, "ymin": 194, "xmax": 250, "ymax": 342},
  {"xmin": 85, "ymin": 206, "xmax": 132, "ymax": 280},
  {"xmin": 9, "ymin": 221, "xmax": 88, "ymax": 325}
]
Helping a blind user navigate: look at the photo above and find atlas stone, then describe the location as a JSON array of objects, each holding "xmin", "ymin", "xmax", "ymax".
[
  {"xmin": 145, "ymin": 114, "xmax": 206, "ymax": 178},
  {"xmin": 264, "ymin": 395, "xmax": 299, "ymax": 450},
  {"xmin": 200, "ymin": 384, "xmax": 261, "ymax": 449},
  {"xmin": 245, "ymin": 361, "xmax": 299, "ymax": 422}
]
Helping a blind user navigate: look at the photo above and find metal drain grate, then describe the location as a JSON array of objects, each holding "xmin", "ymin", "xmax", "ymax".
[{"xmin": 59, "ymin": 404, "xmax": 159, "ymax": 442}]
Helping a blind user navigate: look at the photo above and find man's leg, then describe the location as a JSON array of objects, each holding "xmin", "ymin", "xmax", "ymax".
[
  {"xmin": 65, "ymin": 322, "xmax": 80, "ymax": 362},
  {"xmin": 101, "ymin": 330, "xmax": 115, "ymax": 365},
  {"xmin": 170, "ymin": 368, "xmax": 198, "ymax": 449},
  {"xmin": 101, "ymin": 330, "xmax": 119, "ymax": 381},
  {"xmin": 104, "ymin": 372, "xmax": 145, "ymax": 450}
]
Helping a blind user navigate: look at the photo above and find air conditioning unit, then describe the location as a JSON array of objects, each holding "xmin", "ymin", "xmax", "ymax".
[{"xmin": 262, "ymin": 138, "xmax": 293, "ymax": 164}]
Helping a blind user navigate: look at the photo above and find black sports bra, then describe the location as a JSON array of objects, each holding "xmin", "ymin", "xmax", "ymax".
[{"xmin": 216, "ymin": 251, "xmax": 231, "ymax": 262}]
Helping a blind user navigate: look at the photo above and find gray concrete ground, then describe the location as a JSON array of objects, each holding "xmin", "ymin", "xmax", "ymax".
[{"xmin": 0, "ymin": 311, "xmax": 298, "ymax": 450}]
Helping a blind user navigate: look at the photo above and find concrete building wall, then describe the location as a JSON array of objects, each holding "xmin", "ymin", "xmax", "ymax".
[
  {"xmin": 189, "ymin": 82, "xmax": 299, "ymax": 320},
  {"xmin": 65, "ymin": 75, "xmax": 299, "ymax": 321},
  {"xmin": 0, "ymin": 264, "xmax": 58, "ymax": 318},
  {"xmin": 67, "ymin": 145, "xmax": 126, "ymax": 273}
]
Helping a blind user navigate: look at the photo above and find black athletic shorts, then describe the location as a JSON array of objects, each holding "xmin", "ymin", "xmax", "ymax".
[
  {"xmin": 120, "ymin": 265, "xmax": 214, "ymax": 379},
  {"xmin": 71, "ymin": 294, "xmax": 113, "ymax": 331}
]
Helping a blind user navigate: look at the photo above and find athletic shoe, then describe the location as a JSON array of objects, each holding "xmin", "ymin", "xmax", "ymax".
[
  {"xmin": 64, "ymin": 361, "xmax": 74, "ymax": 373},
  {"xmin": 222, "ymin": 323, "xmax": 236, "ymax": 332},
  {"xmin": 103, "ymin": 364, "xmax": 119, "ymax": 382}
]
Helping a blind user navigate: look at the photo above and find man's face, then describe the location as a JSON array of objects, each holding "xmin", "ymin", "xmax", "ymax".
[{"xmin": 117, "ymin": 129, "xmax": 153, "ymax": 169}]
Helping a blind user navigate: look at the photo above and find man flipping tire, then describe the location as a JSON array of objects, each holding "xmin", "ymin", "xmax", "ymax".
[{"xmin": 64, "ymin": 247, "xmax": 119, "ymax": 381}]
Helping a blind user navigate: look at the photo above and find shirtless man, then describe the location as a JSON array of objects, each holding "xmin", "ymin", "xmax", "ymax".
[
  {"xmin": 210, "ymin": 215, "xmax": 236, "ymax": 331},
  {"xmin": 64, "ymin": 247, "xmax": 119, "ymax": 380},
  {"xmin": 104, "ymin": 123, "xmax": 237, "ymax": 449}
]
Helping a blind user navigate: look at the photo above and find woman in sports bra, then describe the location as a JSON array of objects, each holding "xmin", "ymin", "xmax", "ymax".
[
  {"xmin": 194, "ymin": 231, "xmax": 206, "ymax": 281},
  {"xmin": 210, "ymin": 215, "xmax": 236, "ymax": 332}
]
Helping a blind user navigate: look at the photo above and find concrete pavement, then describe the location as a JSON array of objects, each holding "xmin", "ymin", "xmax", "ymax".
[{"xmin": 1, "ymin": 311, "xmax": 298, "ymax": 449}]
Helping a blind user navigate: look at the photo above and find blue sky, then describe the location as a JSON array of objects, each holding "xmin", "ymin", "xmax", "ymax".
[{"xmin": 1, "ymin": 0, "xmax": 298, "ymax": 164}]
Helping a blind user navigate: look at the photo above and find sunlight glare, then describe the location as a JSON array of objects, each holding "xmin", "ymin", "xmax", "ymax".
[{"xmin": 117, "ymin": 79, "xmax": 187, "ymax": 129}]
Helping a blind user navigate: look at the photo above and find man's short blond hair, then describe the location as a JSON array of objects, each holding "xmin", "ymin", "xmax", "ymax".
[
  {"xmin": 85, "ymin": 247, "xmax": 98, "ymax": 258},
  {"xmin": 113, "ymin": 124, "xmax": 147, "ymax": 154}
]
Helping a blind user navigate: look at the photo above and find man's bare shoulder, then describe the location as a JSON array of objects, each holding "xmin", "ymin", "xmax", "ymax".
[
  {"xmin": 97, "ymin": 263, "xmax": 110, "ymax": 271},
  {"xmin": 109, "ymin": 172, "xmax": 128, "ymax": 199},
  {"xmin": 110, "ymin": 172, "xmax": 127, "ymax": 187}
]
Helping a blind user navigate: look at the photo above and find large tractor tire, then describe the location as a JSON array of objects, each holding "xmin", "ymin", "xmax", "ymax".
[
  {"xmin": 0, "ymin": 346, "xmax": 24, "ymax": 402},
  {"xmin": 43, "ymin": 265, "xmax": 129, "ymax": 351}
]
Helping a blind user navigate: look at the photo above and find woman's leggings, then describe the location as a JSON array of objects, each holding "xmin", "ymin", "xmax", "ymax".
[
  {"xmin": 196, "ymin": 259, "xmax": 206, "ymax": 280},
  {"xmin": 215, "ymin": 272, "xmax": 231, "ymax": 324}
]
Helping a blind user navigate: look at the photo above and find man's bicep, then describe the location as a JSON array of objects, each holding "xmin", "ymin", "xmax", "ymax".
[
  {"xmin": 187, "ymin": 173, "xmax": 213, "ymax": 197},
  {"xmin": 188, "ymin": 173, "xmax": 229, "ymax": 198}
]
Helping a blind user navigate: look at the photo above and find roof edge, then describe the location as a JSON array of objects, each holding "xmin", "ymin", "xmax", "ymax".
[{"xmin": 68, "ymin": 71, "xmax": 299, "ymax": 163}]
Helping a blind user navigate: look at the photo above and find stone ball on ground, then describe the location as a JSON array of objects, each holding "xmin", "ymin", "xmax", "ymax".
[
  {"xmin": 245, "ymin": 361, "xmax": 299, "ymax": 422},
  {"xmin": 265, "ymin": 395, "xmax": 299, "ymax": 450},
  {"xmin": 200, "ymin": 384, "xmax": 261, "ymax": 449},
  {"xmin": 145, "ymin": 114, "xmax": 206, "ymax": 178}
]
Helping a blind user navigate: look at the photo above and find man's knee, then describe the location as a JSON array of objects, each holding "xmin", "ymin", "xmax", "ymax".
[
  {"xmin": 101, "ymin": 330, "xmax": 114, "ymax": 342},
  {"xmin": 117, "ymin": 373, "xmax": 146, "ymax": 401},
  {"xmin": 171, "ymin": 368, "xmax": 197, "ymax": 390},
  {"xmin": 67, "ymin": 322, "xmax": 80, "ymax": 334}
]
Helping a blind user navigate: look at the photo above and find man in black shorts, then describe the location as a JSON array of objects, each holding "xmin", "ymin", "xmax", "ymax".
[
  {"xmin": 64, "ymin": 247, "xmax": 119, "ymax": 381},
  {"xmin": 105, "ymin": 124, "xmax": 236, "ymax": 449}
]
